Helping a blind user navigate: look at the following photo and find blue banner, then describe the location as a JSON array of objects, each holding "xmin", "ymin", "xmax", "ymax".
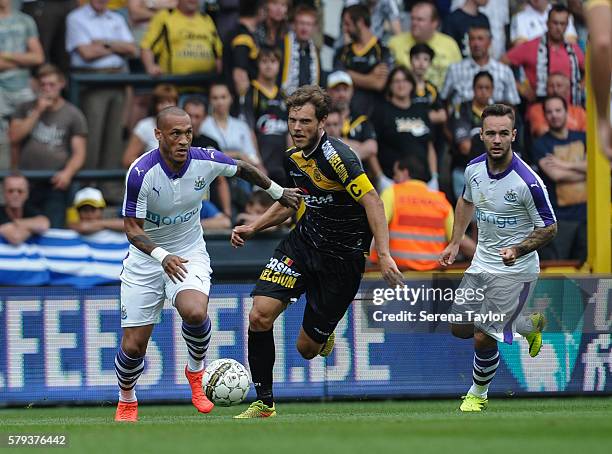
[
  {"xmin": 0, "ymin": 230, "xmax": 128, "ymax": 288},
  {"xmin": 0, "ymin": 278, "xmax": 610, "ymax": 406}
]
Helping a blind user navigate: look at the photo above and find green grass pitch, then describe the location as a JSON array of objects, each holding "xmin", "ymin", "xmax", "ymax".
[{"xmin": 1, "ymin": 398, "xmax": 611, "ymax": 453}]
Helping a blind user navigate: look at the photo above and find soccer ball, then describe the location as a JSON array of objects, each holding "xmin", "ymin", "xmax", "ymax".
[{"xmin": 202, "ymin": 358, "xmax": 251, "ymax": 406}]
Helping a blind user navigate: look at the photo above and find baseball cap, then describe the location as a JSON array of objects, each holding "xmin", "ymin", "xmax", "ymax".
[
  {"xmin": 74, "ymin": 187, "xmax": 106, "ymax": 209},
  {"xmin": 327, "ymin": 71, "xmax": 353, "ymax": 88}
]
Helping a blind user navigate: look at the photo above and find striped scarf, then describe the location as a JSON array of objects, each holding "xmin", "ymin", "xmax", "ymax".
[
  {"xmin": 535, "ymin": 34, "xmax": 583, "ymax": 105},
  {"xmin": 281, "ymin": 31, "xmax": 319, "ymax": 96}
]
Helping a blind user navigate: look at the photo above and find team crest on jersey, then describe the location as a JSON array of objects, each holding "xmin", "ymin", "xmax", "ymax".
[
  {"xmin": 121, "ymin": 304, "xmax": 128, "ymax": 320},
  {"xmin": 313, "ymin": 168, "xmax": 323, "ymax": 181},
  {"xmin": 504, "ymin": 189, "xmax": 518, "ymax": 203},
  {"xmin": 194, "ymin": 176, "xmax": 206, "ymax": 191}
]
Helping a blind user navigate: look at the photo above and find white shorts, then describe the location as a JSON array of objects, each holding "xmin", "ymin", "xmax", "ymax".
[
  {"xmin": 450, "ymin": 272, "xmax": 537, "ymax": 344},
  {"xmin": 119, "ymin": 249, "xmax": 212, "ymax": 328}
]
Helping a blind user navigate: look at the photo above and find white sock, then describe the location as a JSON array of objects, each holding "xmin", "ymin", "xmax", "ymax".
[
  {"xmin": 119, "ymin": 388, "xmax": 137, "ymax": 403},
  {"xmin": 515, "ymin": 315, "xmax": 534, "ymax": 336},
  {"xmin": 187, "ymin": 356, "xmax": 204, "ymax": 372},
  {"xmin": 468, "ymin": 383, "xmax": 489, "ymax": 398}
]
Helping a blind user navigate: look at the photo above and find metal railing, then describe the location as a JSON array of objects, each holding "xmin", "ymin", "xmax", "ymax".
[
  {"xmin": 68, "ymin": 72, "xmax": 216, "ymax": 107},
  {"xmin": 0, "ymin": 169, "xmax": 127, "ymax": 181}
]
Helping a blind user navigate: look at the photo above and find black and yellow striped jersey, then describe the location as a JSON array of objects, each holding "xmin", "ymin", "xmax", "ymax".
[{"xmin": 285, "ymin": 134, "xmax": 375, "ymax": 259}]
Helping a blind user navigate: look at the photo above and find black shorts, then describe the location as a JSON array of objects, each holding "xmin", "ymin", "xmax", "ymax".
[{"xmin": 251, "ymin": 232, "xmax": 365, "ymax": 344}]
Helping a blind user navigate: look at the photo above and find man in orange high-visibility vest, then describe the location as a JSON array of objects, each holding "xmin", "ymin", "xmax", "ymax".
[{"xmin": 372, "ymin": 156, "xmax": 475, "ymax": 270}]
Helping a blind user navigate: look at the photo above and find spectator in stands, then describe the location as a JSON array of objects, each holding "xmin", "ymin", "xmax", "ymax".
[
  {"xmin": 122, "ymin": 84, "xmax": 178, "ymax": 168},
  {"xmin": 533, "ymin": 95, "xmax": 586, "ymax": 263},
  {"xmin": 21, "ymin": 0, "xmax": 76, "ymax": 73},
  {"xmin": 235, "ymin": 189, "xmax": 288, "ymax": 231},
  {"xmin": 127, "ymin": 0, "xmax": 178, "ymax": 44},
  {"xmin": 368, "ymin": 0, "xmax": 403, "ymax": 44},
  {"xmin": 372, "ymin": 66, "xmax": 438, "ymax": 189},
  {"xmin": 183, "ymin": 96, "xmax": 231, "ymax": 219},
  {"xmin": 202, "ymin": 81, "xmax": 261, "ymax": 169},
  {"xmin": 255, "ymin": 0, "xmax": 289, "ymax": 49},
  {"xmin": 324, "ymin": 106, "xmax": 343, "ymax": 138},
  {"xmin": 449, "ymin": 0, "xmax": 510, "ymax": 60},
  {"xmin": 326, "ymin": 70, "xmax": 379, "ymax": 174},
  {"xmin": 9, "ymin": 64, "xmax": 87, "ymax": 228},
  {"xmin": 140, "ymin": 0, "xmax": 222, "ymax": 78},
  {"xmin": 527, "ymin": 72, "xmax": 586, "ymax": 138},
  {"xmin": 510, "ymin": 0, "xmax": 577, "ymax": 46},
  {"xmin": 0, "ymin": 0, "xmax": 44, "ymax": 170},
  {"xmin": 280, "ymin": 3, "xmax": 321, "ymax": 96},
  {"xmin": 183, "ymin": 97, "xmax": 221, "ymax": 150},
  {"xmin": 448, "ymin": 70, "xmax": 491, "ymax": 200},
  {"xmin": 585, "ymin": 0, "xmax": 612, "ymax": 160},
  {"xmin": 243, "ymin": 47, "xmax": 288, "ymax": 186},
  {"xmin": 200, "ymin": 199, "xmax": 231, "ymax": 230},
  {"xmin": 66, "ymin": 0, "xmax": 137, "ymax": 183},
  {"xmin": 204, "ymin": 0, "xmax": 241, "ymax": 45},
  {"xmin": 409, "ymin": 43, "xmax": 446, "ymax": 125},
  {"xmin": 441, "ymin": 25, "xmax": 520, "ymax": 107},
  {"xmin": 224, "ymin": 0, "xmax": 260, "ymax": 97},
  {"xmin": 0, "ymin": 173, "xmax": 50, "ymax": 245},
  {"xmin": 504, "ymin": 4, "xmax": 584, "ymax": 105},
  {"xmin": 66, "ymin": 187, "xmax": 124, "ymax": 234},
  {"xmin": 389, "ymin": 1, "xmax": 462, "ymax": 89},
  {"xmin": 442, "ymin": 0, "xmax": 489, "ymax": 58},
  {"xmin": 335, "ymin": 4, "xmax": 391, "ymax": 116},
  {"xmin": 370, "ymin": 156, "xmax": 474, "ymax": 270}
]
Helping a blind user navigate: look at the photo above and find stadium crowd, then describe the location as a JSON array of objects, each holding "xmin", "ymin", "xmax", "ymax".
[{"xmin": 0, "ymin": 0, "xmax": 596, "ymax": 269}]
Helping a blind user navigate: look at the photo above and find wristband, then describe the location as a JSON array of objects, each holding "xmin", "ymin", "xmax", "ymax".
[
  {"xmin": 150, "ymin": 247, "xmax": 170, "ymax": 263},
  {"xmin": 265, "ymin": 181, "xmax": 284, "ymax": 200}
]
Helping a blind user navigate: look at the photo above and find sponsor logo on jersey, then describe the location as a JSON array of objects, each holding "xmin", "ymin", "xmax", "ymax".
[
  {"xmin": 394, "ymin": 117, "xmax": 430, "ymax": 136},
  {"xmin": 259, "ymin": 256, "xmax": 301, "ymax": 288},
  {"xmin": 322, "ymin": 140, "xmax": 349, "ymax": 183},
  {"xmin": 145, "ymin": 207, "xmax": 199, "ymax": 227},
  {"xmin": 303, "ymin": 193, "xmax": 334, "ymax": 205},
  {"xmin": 475, "ymin": 208, "xmax": 518, "ymax": 229},
  {"xmin": 256, "ymin": 114, "xmax": 288, "ymax": 135},
  {"xmin": 194, "ymin": 176, "xmax": 206, "ymax": 191}
]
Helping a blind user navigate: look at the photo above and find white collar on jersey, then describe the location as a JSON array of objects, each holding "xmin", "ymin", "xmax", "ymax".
[{"xmin": 301, "ymin": 131, "xmax": 325, "ymax": 159}]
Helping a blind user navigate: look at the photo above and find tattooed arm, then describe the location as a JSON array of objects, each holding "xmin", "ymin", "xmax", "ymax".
[
  {"xmin": 234, "ymin": 160, "xmax": 302, "ymax": 210},
  {"xmin": 234, "ymin": 160, "xmax": 272, "ymax": 190},
  {"xmin": 500, "ymin": 223, "xmax": 558, "ymax": 266},
  {"xmin": 124, "ymin": 217, "xmax": 188, "ymax": 283},
  {"xmin": 124, "ymin": 217, "xmax": 157, "ymax": 254}
]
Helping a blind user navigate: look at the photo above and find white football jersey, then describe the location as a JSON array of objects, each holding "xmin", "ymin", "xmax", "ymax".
[
  {"xmin": 122, "ymin": 147, "xmax": 237, "ymax": 258},
  {"xmin": 462, "ymin": 153, "xmax": 556, "ymax": 274}
]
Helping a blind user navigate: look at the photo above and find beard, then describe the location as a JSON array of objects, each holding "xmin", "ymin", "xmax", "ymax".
[{"xmin": 486, "ymin": 145, "xmax": 512, "ymax": 162}]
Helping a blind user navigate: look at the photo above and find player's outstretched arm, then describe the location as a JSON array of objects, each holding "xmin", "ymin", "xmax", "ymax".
[
  {"xmin": 124, "ymin": 217, "xmax": 188, "ymax": 283},
  {"xmin": 359, "ymin": 189, "xmax": 404, "ymax": 288},
  {"xmin": 234, "ymin": 160, "xmax": 302, "ymax": 210},
  {"xmin": 500, "ymin": 223, "xmax": 558, "ymax": 266},
  {"xmin": 440, "ymin": 197, "xmax": 475, "ymax": 267},
  {"xmin": 231, "ymin": 202, "xmax": 296, "ymax": 248}
]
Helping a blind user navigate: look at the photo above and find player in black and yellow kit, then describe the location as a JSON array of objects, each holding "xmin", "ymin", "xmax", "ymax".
[{"xmin": 232, "ymin": 85, "xmax": 403, "ymax": 418}]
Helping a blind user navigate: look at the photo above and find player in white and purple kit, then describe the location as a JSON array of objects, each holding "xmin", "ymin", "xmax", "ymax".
[
  {"xmin": 440, "ymin": 104, "xmax": 557, "ymax": 412},
  {"xmin": 114, "ymin": 107, "xmax": 301, "ymax": 422}
]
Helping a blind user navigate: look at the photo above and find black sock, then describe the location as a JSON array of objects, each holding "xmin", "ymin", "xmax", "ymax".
[{"xmin": 248, "ymin": 329, "xmax": 275, "ymax": 407}]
